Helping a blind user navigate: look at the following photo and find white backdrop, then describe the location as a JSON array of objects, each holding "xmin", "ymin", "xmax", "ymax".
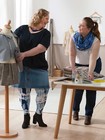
[
  {"xmin": 0, "ymin": 0, "xmax": 48, "ymax": 30},
  {"xmin": 0, "ymin": 0, "xmax": 105, "ymax": 43},
  {"xmin": 48, "ymin": 0, "xmax": 105, "ymax": 44}
]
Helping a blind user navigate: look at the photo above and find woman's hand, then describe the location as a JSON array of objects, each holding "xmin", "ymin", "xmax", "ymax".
[
  {"xmin": 17, "ymin": 52, "xmax": 26, "ymax": 62},
  {"xmin": 88, "ymin": 73, "xmax": 94, "ymax": 81}
]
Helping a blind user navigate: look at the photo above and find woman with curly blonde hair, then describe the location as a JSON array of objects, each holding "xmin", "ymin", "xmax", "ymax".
[{"xmin": 14, "ymin": 9, "xmax": 51, "ymax": 129}]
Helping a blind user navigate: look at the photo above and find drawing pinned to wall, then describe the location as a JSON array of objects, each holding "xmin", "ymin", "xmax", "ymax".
[
  {"xmin": 62, "ymin": 25, "xmax": 74, "ymax": 55},
  {"xmin": 90, "ymin": 12, "xmax": 102, "ymax": 24},
  {"xmin": 90, "ymin": 12, "xmax": 105, "ymax": 45}
]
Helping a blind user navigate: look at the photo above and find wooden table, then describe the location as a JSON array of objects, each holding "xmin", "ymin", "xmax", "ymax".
[{"xmin": 53, "ymin": 80, "xmax": 105, "ymax": 139}]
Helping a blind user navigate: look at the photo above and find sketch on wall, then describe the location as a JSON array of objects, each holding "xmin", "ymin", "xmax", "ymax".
[
  {"xmin": 90, "ymin": 12, "xmax": 102, "ymax": 24},
  {"xmin": 90, "ymin": 12, "xmax": 105, "ymax": 45}
]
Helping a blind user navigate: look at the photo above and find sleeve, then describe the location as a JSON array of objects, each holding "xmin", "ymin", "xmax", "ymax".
[
  {"xmin": 40, "ymin": 30, "xmax": 51, "ymax": 49},
  {"xmin": 14, "ymin": 25, "xmax": 25, "ymax": 37}
]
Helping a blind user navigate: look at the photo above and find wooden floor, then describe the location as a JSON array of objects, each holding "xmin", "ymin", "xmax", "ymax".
[
  {"xmin": 0, "ymin": 87, "xmax": 105, "ymax": 139},
  {"xmin": 0, "ymin": 107, "xmax": 105, "ymax": 140}
]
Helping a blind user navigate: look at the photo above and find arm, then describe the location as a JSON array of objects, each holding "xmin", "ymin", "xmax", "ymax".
[
  {"xmin": 69, "ymin": 37, "xmax": 76, "ymax": 72},
  {"xmin": 18, "ymin": 44, "xmax": 46, "ymax": 61},
  {"xmin": 88, "ymin": 39, "xmax": 100, "ymax": 80}
]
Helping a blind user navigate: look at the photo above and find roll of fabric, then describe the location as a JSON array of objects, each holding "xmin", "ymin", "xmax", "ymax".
[{"xmin": 63, "ymin": 66, "xmax": 104, "ymax": 82}]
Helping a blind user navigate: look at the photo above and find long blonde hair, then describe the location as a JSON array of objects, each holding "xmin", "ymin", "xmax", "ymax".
[{"xmin": 29, "ymin": 9, "xmax": 49, "ymax": 27}]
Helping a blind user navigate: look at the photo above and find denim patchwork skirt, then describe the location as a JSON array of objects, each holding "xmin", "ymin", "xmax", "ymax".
[{"xmin": 17, "ymin": 67, "xmax": 49, "ymax": 88}]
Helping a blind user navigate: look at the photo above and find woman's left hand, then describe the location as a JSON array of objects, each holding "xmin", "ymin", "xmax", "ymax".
[{"xmin": 88, "ymin": 73, "xmax": 94, "ymax": 81}]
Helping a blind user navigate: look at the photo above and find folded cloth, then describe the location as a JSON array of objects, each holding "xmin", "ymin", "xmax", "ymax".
[
  {"xmin": 63, "ymin": 66, "xmax": 72, "ymax": 72},
  {"xmin": 63, "ymin": 66, "xmax": 72, "ymax": 77}
]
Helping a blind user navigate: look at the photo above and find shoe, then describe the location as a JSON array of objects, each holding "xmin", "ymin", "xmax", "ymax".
[
  {"xmin": 73, "ymin": 111, "xmax": 79, "ymax": 121},
  {"xmin": 84, "ymin": 116, "xmax": 91, "ymax": 125},
  {"xmin": 33, "ymin": 113, "xmax": 47, "ymax": 127},
  {"xmin": 22, "ymin": 113, "xmax": 30, "ymax": 129}
]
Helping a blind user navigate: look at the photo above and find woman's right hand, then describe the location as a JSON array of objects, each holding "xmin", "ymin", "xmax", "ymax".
[
  {"xmin": 72, "ymin": 66, "xmax": 77, "ymax": 73},
  {"xmin": 17, "ymin": 52, "xmax": 26, "ymax": 62}
]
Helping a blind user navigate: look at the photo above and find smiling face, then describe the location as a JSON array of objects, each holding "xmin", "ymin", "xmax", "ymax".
[
  {"xmin": 30, "ymin": 9, "xmax": 49, "ymax": 30},
  {"xmin": 78, "ymin": 20, "xmax": 91, "ymax": 37}
]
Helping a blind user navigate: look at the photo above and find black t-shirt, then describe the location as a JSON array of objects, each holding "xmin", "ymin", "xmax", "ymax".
[{"xmin": 14, "ymin": 25, "xmax": 51, "ymax": 70}]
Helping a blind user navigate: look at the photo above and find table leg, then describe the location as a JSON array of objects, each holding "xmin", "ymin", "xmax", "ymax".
[
  {"xmin": 68, "ymin": 89, "xmax": 75, "ymax": 124},
  {"xmin": 54, "ymin": 85, "xmax": 67, "ymax": 139},
  {"xmin": 0, "ymin": 86, "xmax": 18, "ymax": 138}
]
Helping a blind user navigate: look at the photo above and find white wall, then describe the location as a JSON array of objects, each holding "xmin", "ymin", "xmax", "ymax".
[
  {"xmin": 48, "ymin": 0, "xmax": 105, "ymax": 44},
  {"xmin": 15, "ymin": 0, "xmax": 49, "ymax": 29},
  {"xmin": 0, "ymin": 0, "xmax": 105, "ymax": 44},
  {"xmin": 0, "ymin": 0, "xmax": 49, "ymax": 29}
]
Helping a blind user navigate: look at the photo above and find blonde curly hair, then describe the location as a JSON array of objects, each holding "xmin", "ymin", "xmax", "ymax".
[{"xmin": 29, "ymin": 9, "xmax": 49, "ymax": 27}]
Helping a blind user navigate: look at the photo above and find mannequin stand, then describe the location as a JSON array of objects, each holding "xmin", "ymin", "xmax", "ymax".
[{"xmin": 0, "ymin": 86, "xmax": 18, "ymax": 138}]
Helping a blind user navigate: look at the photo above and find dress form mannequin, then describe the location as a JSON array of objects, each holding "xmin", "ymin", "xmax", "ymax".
[
  {"xmin": 2, "ymin": 20, "xmax": 12, "ymax": 34},
  {"xmin": 62, "ymin": 25, "xmax": 74, "ymax": 55},
  {"xmin": 0, "ymin": 20, "xmax": 20, "ymax": 85},
  {"xmin": 2, "ymin": 20, "xmax": 19, "ymax": 48},
  {"xmin": 0, "ymin": 20, "xmax": 18, "ymax": 138}
]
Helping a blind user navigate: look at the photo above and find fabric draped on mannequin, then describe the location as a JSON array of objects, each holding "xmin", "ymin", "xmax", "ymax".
[{"xmin": 0, "ymin": 31, "xmax": 20, "ymax": 85}]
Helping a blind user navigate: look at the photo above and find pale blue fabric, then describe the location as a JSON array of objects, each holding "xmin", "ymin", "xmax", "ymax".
[{"xmin": 0, "ymin": 34, "xmax": 17, "ymax": 61}]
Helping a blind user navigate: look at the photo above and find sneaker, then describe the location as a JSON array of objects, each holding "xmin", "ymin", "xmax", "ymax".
[
  {"xmin": 84, "ymin": 116, "xmax": 91, "ymax": 125},
  {"xmin": 73, "ymin": 111, "xmax": 79, "ymax": 121}
]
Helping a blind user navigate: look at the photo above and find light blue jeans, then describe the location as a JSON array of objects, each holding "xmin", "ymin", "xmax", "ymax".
[{"xmin": 19, "ymin": 88, "xmax": 49, "ymax": 114}]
